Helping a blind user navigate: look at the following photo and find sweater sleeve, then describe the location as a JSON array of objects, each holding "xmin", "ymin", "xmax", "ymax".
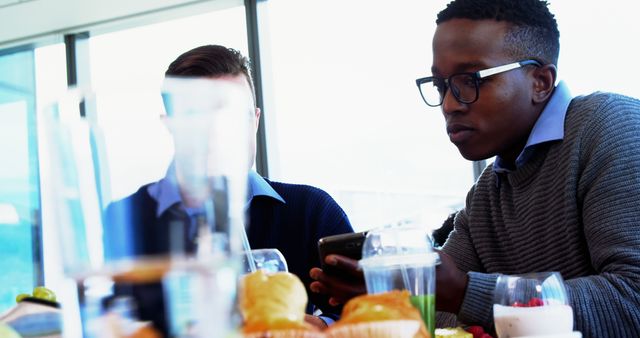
[
  {"xmin": 304, "ymin": 187, "xmax": 354, "ymax": 319},
  {"xmin": 566, "ymin": 95, "xmax": 640, "ymax": 337},
  {"xmin": 313, "ymin": 190, "xmax": 354, "ymax": 240},
  {"xmin": 442, "ymin": 187, "xmax": 484, "ymax": 272},
  {"xmin": 442, "ymin": 186, "xmax": 498, "ymax": 326}
]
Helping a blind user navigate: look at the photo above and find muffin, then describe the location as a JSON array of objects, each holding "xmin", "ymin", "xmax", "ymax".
[
  {"xmin": 239, "ymin": 270, "xmax": 322, "ymax": 338},
  {"xmin": 326, "ymin": 290, "xmax": 430, "ymax": 338}
]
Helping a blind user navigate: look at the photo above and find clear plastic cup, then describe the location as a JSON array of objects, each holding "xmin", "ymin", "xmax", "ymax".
[{"xmin": 359, "ymin": 225, "xmax": 438, "ymax": 336}]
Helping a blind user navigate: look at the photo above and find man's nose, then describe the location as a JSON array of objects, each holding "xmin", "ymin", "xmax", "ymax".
[{"xmin": 441, "ymin": 88, "xmax": 466, "ymax": 115}]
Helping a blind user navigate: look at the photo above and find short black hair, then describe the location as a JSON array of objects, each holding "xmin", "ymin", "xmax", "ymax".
[
  {"xmin": 165, "ymin": 45, "xmax": 256, "ymax": 103},
  {"xmin": 436, "ymin": 0, "xmax": 560, "ymax": 66}
]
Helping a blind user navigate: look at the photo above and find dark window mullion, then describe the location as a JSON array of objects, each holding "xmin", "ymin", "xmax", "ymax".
[
  {"xmin": 245, "ymin": 0, "xmax": 269, "ymax": 178},
  {"xmin": 64, "ymin": 32, "xmax": 90, "ymax": 117}
]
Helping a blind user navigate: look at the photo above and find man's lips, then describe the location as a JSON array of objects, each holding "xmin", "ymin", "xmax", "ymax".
[{"xmin": 446, "ymin": 124, "xmax": 475, "ymax": 143}]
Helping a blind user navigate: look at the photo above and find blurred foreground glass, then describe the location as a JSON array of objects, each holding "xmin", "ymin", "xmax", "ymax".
[
  {"xmin": 359, "ymin": 224, "xmax": 438, "ymax": 336},
  {"xmin": 43, "ymin": 78, "xmax": 254, "ymax": 338},
  {"xmin": 0, "ymin": 49, "xmax": 41, "ymax": 312},
  {"xmin": 493, "ymin": 272, "xmax": 580, "ymax": 338}
]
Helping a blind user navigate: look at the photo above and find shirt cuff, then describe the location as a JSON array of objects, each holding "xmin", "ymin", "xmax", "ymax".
[
  {"xmin": 458, "ymin": 271, "xmax": 499, "ymax": 327},
  {"xmin": 318, "ymin": 315, "xmax": 336, "ymax": 326}
]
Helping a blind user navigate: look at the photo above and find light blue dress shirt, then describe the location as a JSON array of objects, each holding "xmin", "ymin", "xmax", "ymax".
[
  {"xmin": 147, "ymin": 168, "xmax": 343, "ymax": 324},
  {"xmin": 147, "ymin": 167, "xmax": 284, "ymax": 238},
  {"xmin": 148, "ymin": 167, "xmax": 284, "ymax": 215},
  {"xmin": 493, "ymin": 81, "xmax": 573, "ymax": 174}
]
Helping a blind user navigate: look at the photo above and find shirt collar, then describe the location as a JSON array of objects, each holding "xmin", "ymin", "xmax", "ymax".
[
  {"xmin": 147, "ymin": 163, "xmax": 181, "ymax": 217},
  {"xmin": 148, "ymin": 165, "xmax": 285, "ymax": 217},
  {"xmin": 493, "ymin": 81, "xmax": 572, "ymax": 173},
  {"xmin": 247, "ymin": 170, "xmax": 285, "ymax": 203}
]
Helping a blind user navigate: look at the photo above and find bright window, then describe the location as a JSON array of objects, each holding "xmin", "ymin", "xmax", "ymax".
[
  {"xmin": 259, "ymin": 0, "xmax": 640, "ymax": 232},
  {"xmin": 259, "ymin": 0, "xmax": 471, "ymax": 232},
  {"xmin": 550, "ymin": 1, "xmax": 640, "ymax": 98},
  {"xmin": 87, "ymin": 5, "xmax": 249, "ymax": 202}
]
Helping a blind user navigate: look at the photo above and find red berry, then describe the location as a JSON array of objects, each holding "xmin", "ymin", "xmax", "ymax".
[
  {"xmin": 527, "ymin": 297, "xmax": 544, "ymax": 307},
  {"xmin": 465, "ymin": 326, "xmax": 486, "ymax": 338},
  {"xmin": 511, "ymin": 301, "xmax": 525, "ymax": 307}
]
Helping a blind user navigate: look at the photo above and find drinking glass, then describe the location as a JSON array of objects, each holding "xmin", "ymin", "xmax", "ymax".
[
  {"xmin": 240, "ymin": 248, "xmax": 288, "ymax": 274},
  {"xmin": 359, "ymin": 224, "xmax": 438, "ymax": 336},
  {"xmin": 493, "ymin": 272, "xmax": 579, "ymax": 338},
  {"xmin": 43, "ymin": 78, "xmax": 254, "ymax": 338}
]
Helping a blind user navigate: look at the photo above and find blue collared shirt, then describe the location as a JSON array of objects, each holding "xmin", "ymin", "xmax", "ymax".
[
  {"xmin": 148, "ymin": 166, "xmax": 285, "ymax": 237},
  {"xmin": 149, "ymin": 166, "xmax": 340, "ymax": 325},
  {"xmin": 493, "ymin": 81, "xmax": 573, "ymax": 174}
]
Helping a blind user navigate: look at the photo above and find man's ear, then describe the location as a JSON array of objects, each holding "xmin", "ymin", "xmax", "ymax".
[
  {"xmin": 532, "ymin": 64, "xmax": 557, "ymax": 104},
  {"xmin": 254, "ymin": 107, "xmax": 261, "ymax": 130}
]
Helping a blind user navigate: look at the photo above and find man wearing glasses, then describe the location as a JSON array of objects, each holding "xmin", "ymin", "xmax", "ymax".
[{"xmin": 310, "ymin": 0, "xmax": 640, "ymax": 337}]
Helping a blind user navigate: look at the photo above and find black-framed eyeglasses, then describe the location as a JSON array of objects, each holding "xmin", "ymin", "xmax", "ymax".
[{"xmin": 415, "ymin": 59, "xmax": 542, "ymax": 107}]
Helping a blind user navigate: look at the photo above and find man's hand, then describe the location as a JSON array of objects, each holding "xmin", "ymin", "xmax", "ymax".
[
  {"xmin": 310, "ymin": 251, "xmax": 469, "ymax": 314},
  {"xmin": 435, "ymin": 249, "xmax": 469, "ymax": 314},
  {"xmin": 309, "ymin": 254, "xmax": 366, "ymax": 306},
  {"xmin": 304, "ymin": 315, "xmax": 328, "ymax": 330}
]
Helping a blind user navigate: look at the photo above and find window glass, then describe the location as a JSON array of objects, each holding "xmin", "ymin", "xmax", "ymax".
[
  {"xmin": 549, "ymin": 0, "xmax": 640, "ymax": 98},
  {"xmin": 87, "ymin": 6, "xmax": 248, "ymax": 202},
  {"xmin": 260, "ymin": 0, "xmax": 640, "ymax": 233},
  {"xmin": 260, "ymin": 0, "xmax": 471, "ymax": 232},
  {"xmin": 0, "ymin": 48, "xmax": 40, "ymax": 311}
]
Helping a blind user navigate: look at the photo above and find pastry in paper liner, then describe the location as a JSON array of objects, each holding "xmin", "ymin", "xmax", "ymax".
[
  {"xmin": 325, "ymin": 319, "xmax": 422, "ymax": 338},
  {"xmin": 326, "ymin": 290, "xmax": 430, "ymax": 338},
  {"xmin": 243, "ymin": 329, "xmax": 326, "ymax": 338},
  {"xmin": 240, "ymin": 270, "xmax": 319, "ymax": 336}
]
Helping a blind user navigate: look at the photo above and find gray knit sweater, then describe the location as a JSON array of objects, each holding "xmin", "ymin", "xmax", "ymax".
[{"xmin": 442, "ymin": 92, "xmax": 640, "ymax": 338}]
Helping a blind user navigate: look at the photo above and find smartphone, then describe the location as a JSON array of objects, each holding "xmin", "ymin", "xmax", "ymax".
[{"xmin": 317, "ymin": 231, "xmax": 368, "ymax": 275}]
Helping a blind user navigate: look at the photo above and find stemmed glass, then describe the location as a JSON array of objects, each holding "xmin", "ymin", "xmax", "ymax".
[
  {"xmin": 493, "ymin": 272, "xmax": 577, "ymax": 337},
  {"xmin": 240, "ymin": 248, "xmax": 288, "ymax": 274}
]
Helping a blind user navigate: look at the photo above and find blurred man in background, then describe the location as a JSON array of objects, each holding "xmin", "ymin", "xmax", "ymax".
[{"xmin": 107, "ymin": 45, "xmax": 353, "ymax": 333}]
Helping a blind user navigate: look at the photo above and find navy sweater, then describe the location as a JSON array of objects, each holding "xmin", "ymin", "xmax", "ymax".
[{"xmin": 104, "ymin": 178, "xmax": 353, "ymax": 333}]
